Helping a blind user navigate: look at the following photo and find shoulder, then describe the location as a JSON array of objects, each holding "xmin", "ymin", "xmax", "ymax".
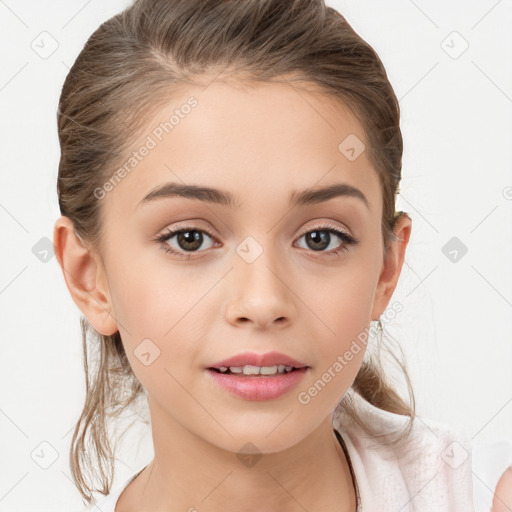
[{"xmin": 334, "ymin": 390, "xmax": 475, "ymax": 511}]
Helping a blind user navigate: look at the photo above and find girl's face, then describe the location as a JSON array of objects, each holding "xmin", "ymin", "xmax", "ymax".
[{"xmin": 67, "ymin": 79, "xmax": 409, "ymax": 453}]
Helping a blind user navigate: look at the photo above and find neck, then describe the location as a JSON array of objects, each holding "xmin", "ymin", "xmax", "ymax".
[{"xmin": 117, "ymin": 409, "xmax": 357, "ymax": 512}]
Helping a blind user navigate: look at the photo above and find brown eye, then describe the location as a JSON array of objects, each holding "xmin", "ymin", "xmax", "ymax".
[
  {"xmin": 155, "ymin": 225, "xmax": 217, "ymax": 257},
  {"xmin": 295, "ymin": 223, "xmax": 358, "ymax": 256}
]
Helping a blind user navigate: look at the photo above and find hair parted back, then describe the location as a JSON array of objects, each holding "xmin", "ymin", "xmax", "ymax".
[{"xmin": 56, "ymin": 0, "xmax": 415, "ymax": 503}]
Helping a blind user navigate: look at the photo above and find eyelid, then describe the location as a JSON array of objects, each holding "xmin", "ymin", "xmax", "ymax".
[
  {"xmin": 157, "ymin": 219, "xmax": 352, "ymax": 242},
  {"xmin": 156, "ymin": 222, "xmax": 218, "ymax": 245},
  {"xmin": 297, "ymin": 219, "xmax": 352, "ymax": 238},
  {"xmin": 154, "ymin": 218, "xmax": 358, "ymax": 260},
  {"xmin": 157, "ymin": 220, "xmax": 218, "ymax": 238}
]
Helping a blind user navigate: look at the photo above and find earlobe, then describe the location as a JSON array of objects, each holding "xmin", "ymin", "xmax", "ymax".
[
  {"xmin": 371, "ymin": 214, "xmax": 412, "ymax": 321},
  {"xmin": 53, "ymin": 216, "xmax": 119, "ymax": 336}
]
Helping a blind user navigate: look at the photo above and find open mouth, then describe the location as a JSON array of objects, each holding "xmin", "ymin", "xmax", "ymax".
[
  {"xmin": 205, "ymin": 364, "xmax": 309, "ymax": 400},
  {"xmin": 208, "ymin": 365, "xmax": 308, "ymax": 376}
]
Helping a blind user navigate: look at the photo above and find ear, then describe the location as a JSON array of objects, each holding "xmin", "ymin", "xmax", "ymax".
[
  {"xmin": 371, "ymin": 213, "xmax": 412, "ymax": 321},
  {"xmin": 53, "ymin": 216, "xmax": 119, "ymax": 336}
]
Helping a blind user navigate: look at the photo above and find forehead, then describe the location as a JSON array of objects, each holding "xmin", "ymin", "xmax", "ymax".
[{"xmin": 106, "ymin": 79, "xmax": 382, "ymax": 217}]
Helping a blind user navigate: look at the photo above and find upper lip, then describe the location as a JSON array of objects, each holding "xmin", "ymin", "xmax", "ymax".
[{"xmin": 208, "ymin": 351, "xmax": 308, "ymax": 369}]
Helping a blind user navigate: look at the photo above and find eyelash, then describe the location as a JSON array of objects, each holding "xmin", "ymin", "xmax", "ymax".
[{"xmin": 153, "ymin": 222, "xmax": 358, "ymax": 260}]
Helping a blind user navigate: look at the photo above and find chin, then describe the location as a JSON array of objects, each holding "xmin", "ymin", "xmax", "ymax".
[{"xmin": 203, "ymin": 421, "xmax": 312, "ymax": 456}]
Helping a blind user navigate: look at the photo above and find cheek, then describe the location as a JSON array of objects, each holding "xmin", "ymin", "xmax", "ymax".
[
  {"xmin": 308, "ymin": 267, "xmax": 376, "ymax": 369},
  {"xmin": 107, "ymin": 244, "xmax": 184, "ymax": 333},
  {"xmin": 317, "ymin": 265, "xmax": 377, "ymax": 327},
  {"xmin": 106, "ymin": 256, "xmax": 211, "ymax": 371}
]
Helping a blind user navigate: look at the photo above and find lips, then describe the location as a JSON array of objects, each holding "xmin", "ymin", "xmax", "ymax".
[
  {"xmin": 206, "ymin": 351, "xmax": 310, "ymax": 400},
  {"xmin": 208, "ymin": 350, "xmax": 308, "ymax": 370}
]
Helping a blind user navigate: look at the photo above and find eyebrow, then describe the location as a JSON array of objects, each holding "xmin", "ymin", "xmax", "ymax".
[{"xmin": 137, "ymin": 181, "xmax": 370, "ymax": 210}]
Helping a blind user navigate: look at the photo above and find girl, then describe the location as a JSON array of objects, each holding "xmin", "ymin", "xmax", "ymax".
[{"xmin": 53, "ymin": 0, "xmax": 476, "ymax": 510}]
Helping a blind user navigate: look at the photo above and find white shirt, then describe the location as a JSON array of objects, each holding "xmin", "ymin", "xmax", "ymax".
[{"xmin": 87, "ymin": 389, "xmax": 490, "ymax": 511}]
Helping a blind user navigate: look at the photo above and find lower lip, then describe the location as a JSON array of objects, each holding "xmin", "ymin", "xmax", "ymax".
[{"xmin": 205, "ymin": 368, "xmax": 309, "ymax": 401}]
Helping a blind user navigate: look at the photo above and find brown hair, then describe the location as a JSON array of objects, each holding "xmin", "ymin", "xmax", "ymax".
[{"xmin": 56, "ymin": 0, "xmax": 415, "ymax": 503}]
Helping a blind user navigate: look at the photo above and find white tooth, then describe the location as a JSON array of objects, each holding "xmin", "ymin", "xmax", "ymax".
[
  {"xmin": 242, "ymin": 365, "xmax": 260, "ymax": 375},
  {"xmin": 277, "ymin": 365, "xmax": 286, "ymax": 373},
  {"xmin": 284, "ymin": 365, "xmax": 293, "ymax": 372},
  {"xmin": 259, "ymin": 365, "xmax": 278, "ymax": 375},
  {"xmin": 229, "ymin": 366, "xmax": 243, "ymax": 373},
  {"xmin": 219, "ymin": 366, "xmax": 228, "ymax": 373}
]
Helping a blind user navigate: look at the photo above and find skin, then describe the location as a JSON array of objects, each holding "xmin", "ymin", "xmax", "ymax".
[
  {"xmin": 54, "ymin": 78, "xmax": 411, "ymax": 512},
  {"xmin": 492, "ymin": 468, "xmax": 512, "ymax": 512}
]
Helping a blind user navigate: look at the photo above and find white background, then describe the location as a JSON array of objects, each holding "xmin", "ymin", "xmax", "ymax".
[{"xmin": 0, "ymin": 0, "xmax": 511, "ymax": 510}]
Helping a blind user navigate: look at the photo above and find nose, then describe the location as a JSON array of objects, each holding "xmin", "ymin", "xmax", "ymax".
[{"xmin": 224, "ymin": 241, "xmax": 297, "ymax": 330}]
